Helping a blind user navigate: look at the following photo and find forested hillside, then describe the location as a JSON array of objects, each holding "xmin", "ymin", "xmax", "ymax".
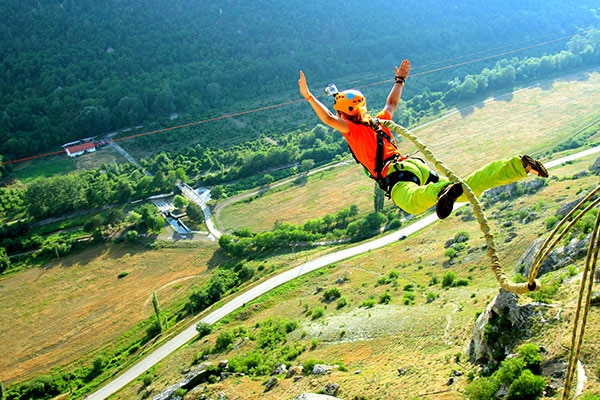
[{"xmin": 1, "ymin": 0, "xmax": 599, "ymax": 162}]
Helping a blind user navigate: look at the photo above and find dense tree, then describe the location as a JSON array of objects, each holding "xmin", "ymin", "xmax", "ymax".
[
  {"xmin": 0, "ymin": 246, "xmax": 10, "ymax": 273},
  {"xmin": 1, "ymin": 0, "xmax": 599, "ymax": 162}
]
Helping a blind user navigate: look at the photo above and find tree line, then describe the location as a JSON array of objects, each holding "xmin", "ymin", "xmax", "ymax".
[
  {"xmin": 1, "ymin": 28, "xmax": 599, "ymax": 261},
  {"xmin": 1, "ymin": 0, "xmax": 599, "ymax": 163}
]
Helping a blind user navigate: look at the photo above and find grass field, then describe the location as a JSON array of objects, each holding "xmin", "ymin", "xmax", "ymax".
[
  {"xmin": 0, "ymin": 242, "xmax": 221, "ymax": 383},
  {"xmin": 9, "ymin": 145, "xmax": 129, "ymax": 184},
  {"xmin": 217, "ymin": 70, "xmax": 600, "ymax": 233},
  {"xmin": 116, "ymin": 154, "xmax": 600, "ymax": 400},
  {"xmin": 1, "ymin": 71, "xmax": 599, "ymax": 398}
]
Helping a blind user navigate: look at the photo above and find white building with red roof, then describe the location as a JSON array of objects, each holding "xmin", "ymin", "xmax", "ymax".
[{"xmin": 64, "ymin": 142, "xmax": 96, "ymax": 157}]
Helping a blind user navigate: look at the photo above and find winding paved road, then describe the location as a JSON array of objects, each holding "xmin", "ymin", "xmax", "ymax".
[{"xmin": 86, "ymin": 146, "xmax": 600, "ymax": 399}]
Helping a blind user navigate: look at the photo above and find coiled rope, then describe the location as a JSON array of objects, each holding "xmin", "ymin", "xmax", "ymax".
[{"xmin": 381, "ymin": 119, "xmax": 541, "ymax": 293}]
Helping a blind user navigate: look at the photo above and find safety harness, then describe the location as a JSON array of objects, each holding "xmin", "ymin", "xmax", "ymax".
[{"xmin": 348, "ymin": 118, "xmax": 437, "ymax": 197}]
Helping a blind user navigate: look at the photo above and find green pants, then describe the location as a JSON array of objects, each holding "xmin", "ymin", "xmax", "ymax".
[{"xmin": 389, "ymin": 155, "xmax": 527, "ymax": 215}]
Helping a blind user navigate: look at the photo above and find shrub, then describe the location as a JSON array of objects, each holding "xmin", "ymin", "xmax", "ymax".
[
  {"xmin": 493, "ymin": 357, "xmax": 524, "ymax": 386},
  {"xmin": 302, "ymin": 358, "xmax": 322, "ymax": 373},
  {"xmin": 517, "ymin": 343, "xmax": 542, "ymax": 374},
  {"xmin": 429, "ymin": 274, "xmax": 439, "ymax": 286},
  {"xmin": 379, "ymin": 291, "xmax": 392, "ymax": 304},
  {"xmin": 464, "ymin": 377, "xmax": 499, "ymax": 400},
  {"xmin": 142, "ymin": 374, "xmax": 153, "ymax": 387},
  {"xmin": 311, "ymin": 306, "xmax": 325, "ymax": 320},
  {"xmin": 388, "ymin": 270, "xmax": 400, "ymax": 279},
  {"xmin": 214, "ymin": 330, "xmax": 235, "ymax": 353},
  {"xmin": 124, "ymin": 229, "xmax": 139, "ymax": 242},
  {"xmin": 454, "ymin": 230, "xmax": 470, "ymax": 242},
  {"xmin": 444, "ymin": 247, "xmax": 457, "ymax": 260},
  {"xmin": 454, "ymin": 278, "xmax": 470, "ymax": 287},
  {"xmin": 336, "ymin": 296, "xmax": 348, "ymax": 309},
  {"xmin": 442, "ymin": 272, "xmax": 456, "ymax": 288},
  {"xmin": 322, "ymin": 287, "xmax": 342, "ymax": 302},
  {"xmin": 402, "ymin": 292, "xmax": 416, "ymax": 305},
  {"xmin": 173, "ymin": 388, "xmax": 187, "ymax": 397},
  {"xmin": 196, "ymin": 321, "xmax": 213, "ymax": 338},
  {"xmin": 360, "ymin": 297, "xmax": 376, "ymax": 308},
  {"xmin": 545, "ymin": 215, "xmax": 558, "ymax": 230},
  {"xmin": 506, "ymin": 369, "xmax": 545, "ymax": 400},
  {"xmin": 145, "ymin": 320, "xmax": 162, "ymax": 340}
]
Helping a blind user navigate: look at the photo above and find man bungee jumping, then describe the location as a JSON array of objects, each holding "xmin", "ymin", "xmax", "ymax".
[{"xmin": 297, "ymin": 59, "xmax": 548, "ymax": 219}]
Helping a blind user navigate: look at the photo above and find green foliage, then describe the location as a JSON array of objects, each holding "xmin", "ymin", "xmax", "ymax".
[
  {"xmin": 528, "ymin": 279, "xmax": 560, "ymax": 303},
  {"xmin": 379, "ymin": 291, "xmax": 393, "ymax": 304},
  {"xmin": 465, "ymin": 344, "xmax": 545, "ymax": 400},
  {"xmin": 4, "ymin": 375, "xmax": 67, "ymax": 400},
  {"xmin": 214, "ymin": 330, "xmax": 235, "ymax": 353},
  {"xmin": 454, "ymin": 278, "xmax": 470, "ymax": 287},
  {"xmin": 402, "ymin": 292, "xmax": 415, "ymax": 305},
  {"xmin": 464, "ymin": 377, "xmax": 499, "ymax": 400},
  {"xmin": 506, "ymin": 369, "xmax": 545, "ymax": 400},
  {"xmin": 256, "ymin": 318, "xmax": 298, "ymax": 347},
  {"xmin": 145, "ymin": 321, "xmax": 162, "ymax": 341},
  {"xmin": 444, "ymin": 247, "xmax": 457, "ymax": 260},
  {"xmin": 454, "ymin": 231, "xmax": 470, "ymax": 243},
  {"xmin": 517, "ymin": 343, "xmax": 543, "ymax": 374},
  {"xmin": 124, "ymin": 230, "xmax": 139, "ymax": 242},
  {"xmin": 219, "ymin": 205, "xmax": 377, "ymax": 258},
  {"xmin": 173, "ymin": 195, "xmax": 188, "ymax": 209},
  {"xmin": 377, "ymin": 275, "xmax": 391, "ymax": 285},
  {"xmin": 579, "ymin": 393, "xmax": 600, "ymax": 400},
  {"xmin": 302, "ymin": 359, "xmax": 323, "ymax": 374},
  {"xmin": 322, "ymin": 287, "xmax": 342, "ymax": 302},
  {"xmin": 0, "ymin": 247, "xmax": 10, "ymax": 273},
  {"xmin": 225, "ymin": 318, "xmax": 302, "ymax": 376},
  {"xmin": 483, "ymin": 307, "xmax": 519, "ymax": 366},
  {"xmin": 336, "ymin": 296, "xmax": 348, "ymax": 309},
  {"xmin": 493, "ymin": 357, "xmax": 525, "ymax": 386},
  {"xmin": 185, "ymin": 202, "xmax": 204, "ymax": 222},
  {"xmin": 311, "ymin": 306, "xmax": 325, "ymax": 320},
  {"xmin": 347, "ymin": 212, "xmax": 387, "ymax": 241},
  {"xmin": 442, "ymin": 271, "xmax": 456, "ymax": 288},
  {"xmin": 196, "ymin": 321, "xmax": 213, "ymax": 338},
  {"xmin": 1, "ymin": 0, "xmax": 599, "ymax": 164},
  {"xmin": 545, "ymin": 215, "xmax": 559, "ymax": 230},
  {"xmin": 426, "ymin": 292, "xmax": 438, "ymax": 303},
  {"xmin": 86, "ymin": 356, "xmax": 108, "ymax": 382},
  {"xmin": 360, "ymin": 297, "xmax": 376, "ymax": 308}
]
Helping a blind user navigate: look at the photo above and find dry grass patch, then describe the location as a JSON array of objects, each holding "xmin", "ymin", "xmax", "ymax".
[
  {"xmin": 0, "ymin": 242, "xmax": 219, "ymax": 383},
  {"xmin": 218, "ymin": 164, "xmax": 374, "ymax": 232}
]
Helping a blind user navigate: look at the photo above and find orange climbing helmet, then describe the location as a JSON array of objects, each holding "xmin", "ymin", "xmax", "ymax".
[{"xmin": 333, "ymin": 89, "xmax": 367, "ymax": 117}]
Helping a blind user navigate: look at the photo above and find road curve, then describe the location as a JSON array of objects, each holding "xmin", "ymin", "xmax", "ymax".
[{"xmin": 86, "ymin": 146, "xmax": 600, "ymax": 399}]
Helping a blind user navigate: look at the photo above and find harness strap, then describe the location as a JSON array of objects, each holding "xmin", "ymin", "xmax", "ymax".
[
  {"xmin": 380, "ymin": 167, "xmax": 440, "ymax": 196},
  {"xmin": 372, "ymin": 120, "xmax": 396, "ymax": 180},
  {"xmin": 349, "ymin": 118, "xmax": 438, "ymax": 197}
]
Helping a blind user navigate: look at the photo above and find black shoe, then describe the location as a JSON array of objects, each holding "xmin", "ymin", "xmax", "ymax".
[
  {"xmin": 436, "ymin": 183, "xmax": 463, "ymax": 219},
  {"xmin": 521, "ymin": 155, "xmax": 548, "ymax": 178}
]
